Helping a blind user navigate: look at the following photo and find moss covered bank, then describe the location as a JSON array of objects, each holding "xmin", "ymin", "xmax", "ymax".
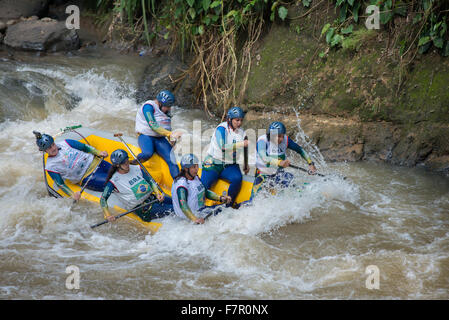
[{"xmin": 235, "ymin": 3, "xmax": 449, "ymax": 175}]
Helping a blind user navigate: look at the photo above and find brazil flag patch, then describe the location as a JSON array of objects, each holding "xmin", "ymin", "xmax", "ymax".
[{"xmin": 131, "ymin": 181, "xmax": 150, "ymax": 200}]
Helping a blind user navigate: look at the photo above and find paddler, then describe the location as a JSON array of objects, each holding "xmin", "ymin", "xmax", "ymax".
[
  {"xmin": 172, "ymin": 154, "xmax": 231, "ymax": 224},
  {"xmin": 34, "ymin": 131, "xmax": 111, "ymax": 201},
  {"xmin": 100, "ymin": 149, "xmax": 173, "ymax": 222},
  {"xmin": 200, "ymin": 107, "xmax": 249, "ymax": 209},
  {"xmin": 250, "ymin": 121, "xmax": 317, "ymax": 199},
  {"xmin": 133, "ymin": 89, "xmax": 182, "ymax": 178}
]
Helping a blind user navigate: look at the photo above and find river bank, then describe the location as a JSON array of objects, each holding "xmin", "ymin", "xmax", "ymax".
[
  {"xmin": 237, "ymin": 2, "xmax": 449, "ymax": 175},
  {"xmin": 1, "ymin": 1, "xmax": 448, "ymax": 176}
]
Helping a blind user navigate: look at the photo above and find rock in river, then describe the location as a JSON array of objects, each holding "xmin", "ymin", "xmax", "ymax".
[
  {"xmin": 0, "ymin": 0, "xmax": 50, "ymax": 21},
  {"xmin": 3, "ymin": 18, "xmax": 80, "ymax": 52}
]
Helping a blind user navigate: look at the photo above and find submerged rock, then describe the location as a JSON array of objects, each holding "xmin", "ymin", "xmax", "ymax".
[{"xmin": 4, "ymin": 18, "xmax": 80, "ymax": 52}]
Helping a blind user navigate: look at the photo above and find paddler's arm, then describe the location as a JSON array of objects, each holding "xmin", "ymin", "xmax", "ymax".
[
  {"xmin": 65, "ymin": 139, "xmax": 107, "ymax": 158},
  {"xmin": 141, "ymin": 168, "xmax": 164, "ymax": 201},
  {"xmin": 142, "ymin": 104, "xmax": 172, "ymax": 138},
  {"xmin": 206, "ymin": 190, "xmax": 231, "ymax": 204},
  {"xmin": 100, "ymin": 182, "xmax": 115, "ymax": 221},
  {"xmin": 176, "ymin": 187, "xmax": 204, "ymax": 224},
  {"xmin": 287, "ymin": 137, "xmax": 317, "ymax": 173},
  {"xmin": 47, "ymin": 170, "xmax": 75, "ymax": 198}
]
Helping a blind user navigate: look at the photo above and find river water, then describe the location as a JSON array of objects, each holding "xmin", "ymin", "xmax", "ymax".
[{"xmin": 0, "ymin": 48, "xmax": 448, "ymax": 300}]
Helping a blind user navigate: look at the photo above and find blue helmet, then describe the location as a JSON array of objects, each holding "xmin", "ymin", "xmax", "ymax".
[
  {"xmin": 34, "ymin": 131, "xmax": 54, "ymax": 151},
  {"xmin": 180, "ymin": 153, "xmax": 199, "ymax": 169},
  {"xmin": 156, "ymin": 90, "xmax": 175, "ymax": 107},
  {"xmin": 268, "ymin": 121, "xmax": 286, "ymax": 135},
  {"xmin": 110, "ymin": 149, "xmax": 129, "ymax": 166},
  {"xmin": 227, "ymin": 107, "xmax": 245, "ymax": 120}
]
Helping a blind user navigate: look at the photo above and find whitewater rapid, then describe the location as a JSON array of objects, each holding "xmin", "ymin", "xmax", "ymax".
[{"xmin": 1, "ymin": 49, "xmax": 448, "ymax": 299}]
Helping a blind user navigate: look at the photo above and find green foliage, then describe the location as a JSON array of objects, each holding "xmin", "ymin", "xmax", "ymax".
[
  {"xmin": 94, "ymin": 0, "xmax": 295, "ymax": 50},
  {"xmin": 278, "ymin": 6, "xmax": 289, "ymax": 21},
  {"xmin": 302, "ymin": 0, "xmax": 311, "ymax": 7},
  {"xmin": 311, "ymin": 0, "xmax": 449, "ymax": 57},
  {"xmin": 341, "ymin": 24, "xmax": 354, "ymax": 34},
  {"xmin": 315, "ymin": 0, "xmax": 365, "ymax": 49},
  {"xmin": 95, "ymin": 0, "xmax": 448, "ymax": 59},
  {"xmin": 270, "ymin": 1, "xmax": 292, "ymax": 22},
  {"xmin": 415, "ymin": 2, "xmax": 449, "ymax": 56}
]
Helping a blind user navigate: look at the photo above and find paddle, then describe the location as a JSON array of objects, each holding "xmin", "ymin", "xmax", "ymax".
[
  {"xmin": 243, "ymin": 136, "xmax": 249, "ymax": 174},
  {"xmin": 204, "ymin": 191, "xmax": 229, "ymax": 221},
  {"xmin": 113, "ymin": 133, "xmax": 164, "ymax": 195},
  {"xmin": 54, "ymin": 125, "xmax": 82, "ymax": 137},
  {"xmin": 73, "ymin": 157, "xmax": 104, "ymax": 204},
  {"xmin": 90, "ymin": 199, "xmax": 158, "ymax": 229},
  {"xmin": 289, "ymin": 164, "xmax": 347, "ymax": 180}
]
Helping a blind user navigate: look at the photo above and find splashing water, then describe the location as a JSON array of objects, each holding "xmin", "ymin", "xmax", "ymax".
[{"xmin": 291, "ymin": 107, "xmax": 327, "ymax": 169}]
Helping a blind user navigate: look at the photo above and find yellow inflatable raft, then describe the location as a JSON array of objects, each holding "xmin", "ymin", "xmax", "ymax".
[{"xmin": 42, "ymin": 126, "xmax": 255, "ymax": 233}]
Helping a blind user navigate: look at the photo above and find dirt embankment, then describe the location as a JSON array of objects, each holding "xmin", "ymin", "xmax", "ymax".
[{"xmin": 244, "ymin": 112, "xmax": 448, "ymax": 173}]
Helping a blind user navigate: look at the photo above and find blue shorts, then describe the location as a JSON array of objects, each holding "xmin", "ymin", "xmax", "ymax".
[
  {"xmin": 81, "ymin": 160, "xmax": 112, "ymax": 192},
  {"xmin": 137, "ymin": 134, "xmax": 180, "ymax": 178},
  {"xmin": 200, "ymin": 163, "xmax": 242, "ymax": 205}
]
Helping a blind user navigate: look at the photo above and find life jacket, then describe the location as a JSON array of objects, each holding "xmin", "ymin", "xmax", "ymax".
[
  {"xmin": 135, "ymin": 100, "xmax": 172, "ymax": 137},
  {"xmin": 255, "ymin": 134, "xmax": 288, "ymax": 175},
  {"xmin": 109, "ymin": 165, "xmax": 153, "ymax": 210},
  {"xmin": 171, "ymin": 176, "xmax": 206, "ymax": 220},
  {"xmin": 45, "ymin": 141, "xmax": 94, "ymax": 184},
  {"xmin": 207, "ymin": 121, "xmax": 245, "ymax": 164}
]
